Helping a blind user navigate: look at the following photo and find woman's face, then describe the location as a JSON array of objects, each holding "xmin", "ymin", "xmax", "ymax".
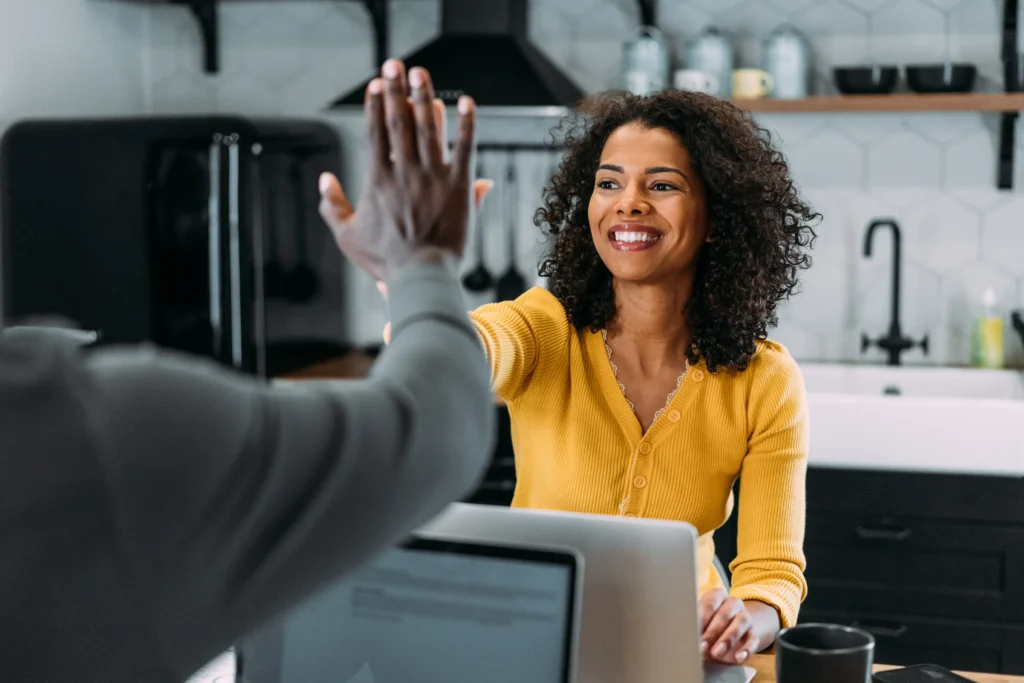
[{"xmin": 587, "ymin": 123, "xmax": 708, "ymax": 286}]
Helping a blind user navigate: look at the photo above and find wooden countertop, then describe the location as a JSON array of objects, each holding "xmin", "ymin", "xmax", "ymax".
[{"xmin": 749, "ymin": 654, "xmax": 1020, "ymax": 682}]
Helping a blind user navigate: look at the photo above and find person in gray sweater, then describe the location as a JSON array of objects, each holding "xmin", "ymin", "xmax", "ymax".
[{"xmin": 0, "ymin": 59, "xmax": 493, "ymax": 682}]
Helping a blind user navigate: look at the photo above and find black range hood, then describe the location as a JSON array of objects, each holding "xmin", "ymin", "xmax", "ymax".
[{"xmin": 327, "ymin": 0, "xmax": 584, "ymax": 115}]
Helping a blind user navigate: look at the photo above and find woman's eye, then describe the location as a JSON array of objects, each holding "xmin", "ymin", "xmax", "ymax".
[
  {"xmin": 652, "ymin": 182, "xmax": 677, "ymax": 191},
  {"xmin": 597, "ymin": 179, "xmax": 618, "ymax": 190}
]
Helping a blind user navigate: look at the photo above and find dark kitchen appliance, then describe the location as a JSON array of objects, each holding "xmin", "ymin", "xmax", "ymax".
[
  {"xmin": 328, "ymin": 0, "xmax": 584, "ymax": 114},
  {"xmin": 0, "ymin": 116, "xmax": 348, "ymax": 378}
]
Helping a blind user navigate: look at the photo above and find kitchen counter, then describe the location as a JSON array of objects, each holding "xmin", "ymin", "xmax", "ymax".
[
  {"xmin": 806, "ymin": 392, "xmax": 1024, "ymax": 477},
  {"xmin": 276, "ymin": 353, "xmax": 1024, "ymax": 477},
  {"xmin": 799, "ymin": 362, "xmax": 1024, "ymax": 400},
  {"xmin": 750, "ymin": 654, "xmax": 1019, "ymax": 682}
]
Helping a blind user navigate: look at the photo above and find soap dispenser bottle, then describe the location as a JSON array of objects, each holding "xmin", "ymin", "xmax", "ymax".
[{"xmin": 971, "ymin": 286, "xmax": 1004, "ymax": 369}]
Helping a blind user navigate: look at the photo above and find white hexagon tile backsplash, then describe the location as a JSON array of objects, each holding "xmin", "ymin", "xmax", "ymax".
[{"xmin": 136, "ymin": 0, "xmax": 1024, "ymax": 364}]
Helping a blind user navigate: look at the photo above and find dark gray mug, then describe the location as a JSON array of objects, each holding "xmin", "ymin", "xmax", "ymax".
[{"xmin": 776, "ymin": 623, "xmax": 875, "ymax": 683}]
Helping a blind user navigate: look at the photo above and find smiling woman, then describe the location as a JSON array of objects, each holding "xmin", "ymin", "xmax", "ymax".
[
  {"xmin": 471, "ymin": 90, "xmax": 819, "ymax": 666},
  {"xmin": 348, "ymin": 89, "xmax": 821, "ymax": 668}
]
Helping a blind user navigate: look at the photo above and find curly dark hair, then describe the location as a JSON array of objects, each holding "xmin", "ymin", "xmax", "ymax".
[{"xmin": 536, "ymin": 89, "xmax": 819, "ymax": 373}]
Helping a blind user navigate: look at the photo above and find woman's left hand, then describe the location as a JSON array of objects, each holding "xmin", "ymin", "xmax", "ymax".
[{"xmin": 699, "ymin": 588, "xmax": 759, "ymax": 665}]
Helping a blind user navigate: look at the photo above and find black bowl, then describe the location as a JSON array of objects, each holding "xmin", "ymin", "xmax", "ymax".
[
  {"xmin": 905, "ymin": 63, "xmax": 976, "ymax": 93},
  {"xmin": 833, "ymin": 66, "xmax": 898, "ymax": 95}
]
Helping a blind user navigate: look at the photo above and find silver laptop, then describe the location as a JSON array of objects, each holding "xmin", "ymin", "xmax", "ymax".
[
  {"xmin": 419, "ymin": 503, "xmax": 754, "ymax": 683},
  {"xmin": 236, "ymin": 535, "xmax": 584, "ymax": 683}
]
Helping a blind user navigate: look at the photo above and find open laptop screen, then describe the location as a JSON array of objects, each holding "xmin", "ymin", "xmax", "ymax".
[{"xmin": 236, "ymin": 536, "xmax": 579, "ymax": 683}]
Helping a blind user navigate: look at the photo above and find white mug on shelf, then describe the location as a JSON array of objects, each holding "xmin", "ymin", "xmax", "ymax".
[
  {"xmin": 733, "ymin": 68, "xmax": 774, "ymax": 99},
  {"xmin": 673, "ymin": 69, "xmax": 720, "ymax": 96}
]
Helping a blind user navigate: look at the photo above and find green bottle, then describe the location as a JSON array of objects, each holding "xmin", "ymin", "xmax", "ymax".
[{"xmin": 971, "ymin": 286, "xmax": 1004, "ymax": 369}]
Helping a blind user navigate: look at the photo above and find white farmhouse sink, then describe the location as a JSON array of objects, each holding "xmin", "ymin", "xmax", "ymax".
[
  {"xmin": 799, "ymin": 362, "xmax": 1024, "ymax": 400},
  {"xmin": 807, "ymin": 393, "xmax": 1024, "ymax": 476}
]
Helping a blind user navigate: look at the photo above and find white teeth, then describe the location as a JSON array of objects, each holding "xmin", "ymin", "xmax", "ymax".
[{"xmin": 613, "ymin": 232, "xmax": 658, "ymax": 243}]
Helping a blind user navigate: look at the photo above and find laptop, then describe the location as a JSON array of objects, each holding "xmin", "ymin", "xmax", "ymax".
[
  {"xmin": 236, "ymin": 535, "xmax": 584, "ymax": 683},
  {"xmin": 419, "ymin": 503, "xmax": 755, "ymax": 683}
]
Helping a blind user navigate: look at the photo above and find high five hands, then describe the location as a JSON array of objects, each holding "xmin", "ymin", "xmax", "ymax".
[{"xmin": 317, "ymin": 58, "xmax": 493, "ymax": 283}]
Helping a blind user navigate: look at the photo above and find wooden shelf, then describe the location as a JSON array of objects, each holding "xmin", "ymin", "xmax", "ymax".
[{"xmin": 732, "ymin": 93, "xmax": 1024, "ymax": 114}]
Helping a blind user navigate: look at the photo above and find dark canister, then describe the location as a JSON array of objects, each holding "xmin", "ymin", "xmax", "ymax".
[{"xmin": 776, "ymin": 623, "xmax": 875, "ymax": 683}]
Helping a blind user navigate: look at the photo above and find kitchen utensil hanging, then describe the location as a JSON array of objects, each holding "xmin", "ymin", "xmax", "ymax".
[
  {"xmin": 462, "ymin": 157, "xmax": 494, "ymax": 293},
  {"xmin": 495, "ymin": 152, "xmax": 527, "ymax": 302}
]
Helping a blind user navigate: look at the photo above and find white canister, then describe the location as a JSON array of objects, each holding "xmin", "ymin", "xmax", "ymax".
[
  {"xmin": 623, "ymin": 26, "xmax": 671, "ymax": 96},
  {"xmin": 686, "ymin": 26, "xmax": 733, "ymax": 98},
  {"xmin": 673, "ymin": 69, "xmax": 720, "ymax": 95},
  {"xmin": 762, "ymin": 25, "xmax": 811, "ymax": 100}
]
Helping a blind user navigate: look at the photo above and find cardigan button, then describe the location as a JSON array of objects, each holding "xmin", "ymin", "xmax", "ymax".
[
  {"xmin": 667, "ymin": 409, "xmax": 681, "ymax": 422},
  {"xmin": 691, "ymin": 368, "xmax": 705, "ymax": 382},
  {"xmin": 639, "ymin": 442, "xmax": 652, "ymax": 455},
  {"xmin": 633, "ymin": 475, "xmax": 647, "ymax": 488}
]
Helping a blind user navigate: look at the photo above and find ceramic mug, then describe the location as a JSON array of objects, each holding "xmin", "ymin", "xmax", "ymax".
[
  {"xmin": 776, "ymin": 623, "xmax": 874, "ymax": 683},
  {"xmin": 733, "ymin": 69, "xmax": 774, "ymax": 99},
  {"xmin": 673, "ymin": 69, "xmax": 720, "ymax": 96}
]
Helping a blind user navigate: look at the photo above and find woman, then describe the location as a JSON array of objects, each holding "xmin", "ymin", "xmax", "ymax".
[{"xmin": 323, "ymin": 88, "xmax": 818, "ymax": 665}]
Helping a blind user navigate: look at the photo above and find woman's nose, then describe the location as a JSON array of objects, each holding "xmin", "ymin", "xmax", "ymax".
[{"xmin": 616, "ymin": 194, "xmax": 651, "ymax": 215}]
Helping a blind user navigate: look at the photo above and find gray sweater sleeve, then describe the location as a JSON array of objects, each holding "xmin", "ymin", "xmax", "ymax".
[{"xmin": 81, "ymin": 259, "xmax": 494, "ymax": 677}]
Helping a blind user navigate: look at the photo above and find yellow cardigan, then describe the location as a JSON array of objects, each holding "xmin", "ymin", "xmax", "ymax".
[{"xmin": 469, "ymin": 287, "xmax": 810, "ymax": 628}]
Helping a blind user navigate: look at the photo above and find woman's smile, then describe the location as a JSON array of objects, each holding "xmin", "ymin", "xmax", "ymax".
[{"xmin": 609, "ymin": 223, "xmax": 663, "ymax": 251}]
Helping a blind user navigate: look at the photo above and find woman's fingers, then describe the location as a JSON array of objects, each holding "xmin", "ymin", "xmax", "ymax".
[
  {"xmin": 701, "ymin": 594, "xmax": 742, "ymax": 657},
  {"xmin": 711, "ymin": 610, "xmax": 755, "ymax": 663},
  {"xmin": 736, "ymin": 630, "xmax": 760, "ymax": 664},
  {"xmin": 381, "ymin": 59, "xmax": 415, "ymax": 170},
  {"xmin": 364, "ymin": 78, "xmax": 389, "ymax": 177},
  {"xmin": 699, "ymin": 588, "xmax": 727, "ymax": 634},
  {"xmin": 409, "ymin": 68, "xmax": 441, "ymax": 169}
]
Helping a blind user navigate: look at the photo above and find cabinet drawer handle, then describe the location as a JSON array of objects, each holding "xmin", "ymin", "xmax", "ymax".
[
  {"xmin": 851, "ymin": 621, "xmax": 908, "ymax": 639},
  {"xmin": 854, "ymin": 525, "xmax": 912, "ymax": 542}
]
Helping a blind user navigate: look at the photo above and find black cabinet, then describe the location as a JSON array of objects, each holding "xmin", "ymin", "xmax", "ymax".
[
  {"xmin": 465, "ymin": 406, "xmax": 516, "ymax": 506},
  {"xmin": 804, "ymin": 513, "xmax": 1024, "ymax": 621},
  {"xmin": 714, "ymin": 467, "xmax": 1024, "ymax": 675},
  {"xmin": 801, "ymin": 608, "xmax": 1024, "ymax": 674}
]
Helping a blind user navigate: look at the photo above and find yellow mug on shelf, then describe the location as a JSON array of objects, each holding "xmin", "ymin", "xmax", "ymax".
[{"xmin": 733, "ymin": 69, "xmax": 774, "ymax": 99}]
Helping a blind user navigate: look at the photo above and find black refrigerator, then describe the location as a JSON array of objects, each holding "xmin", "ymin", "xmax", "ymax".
[{"xmin": 1, "ymin": 116, "xmax": 349, "ymax": 377}]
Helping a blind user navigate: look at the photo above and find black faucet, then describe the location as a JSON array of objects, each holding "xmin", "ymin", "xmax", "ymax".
[{"xmin": 861, "ymin": 218, "xmax": 928, "ymax": 366}]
